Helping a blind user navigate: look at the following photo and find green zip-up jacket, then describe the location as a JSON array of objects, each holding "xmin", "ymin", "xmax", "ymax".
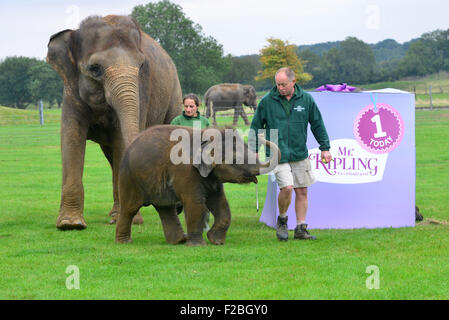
[
  {"xmin": 171, "ymin": 111, "xmax": 210, "ymax": 129},
  {"xmin": 250, "ymin": 84, "xmax": 330, "ymax": 163}
]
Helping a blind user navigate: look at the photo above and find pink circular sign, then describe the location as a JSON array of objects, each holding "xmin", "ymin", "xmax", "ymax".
[{"xmin": 354, "ymin": 103, "xmax": 404, "ymax": 154}]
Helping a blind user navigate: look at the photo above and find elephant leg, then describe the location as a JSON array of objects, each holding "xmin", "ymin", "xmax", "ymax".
[
  {"xmin": 206, "ymin": 186, "xmax": 231, "ymax": 245},
  {"xmin": 115, "ymin": 207, "xmax": 139, "ymax": 243},
  {"xmin": 57, "ymin": 119, "xmax": 88, "ymax": 230},
  {"xmin": 154, "ymin": 205, "xmax": 187, "ymax": 245},
  {"xmin": 183, "ymin": 200, "xmax": 209, "ymax": 246},
  {"xmin": 115, "ymin": 179, "xmax": 142, "ymax": 243},
  {"xmin": 212, "ymin": 109, "xmax": 217, "ymax": 126},
  {"xmin": 102, "ymin": 143, "xmax": 144, "ymax": 225},
  {"xmin": 240, "ymin": 108, "xmax": 250, "ymax": 126},
  {"xmin": 232, "ymin": 106, "xmax": 239, "ymax": 126}
]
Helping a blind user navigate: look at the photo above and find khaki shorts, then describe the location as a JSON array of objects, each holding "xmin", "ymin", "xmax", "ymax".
[{"xmin": 273, "ymin": 159, "xmax": 316, "ymax": 189}]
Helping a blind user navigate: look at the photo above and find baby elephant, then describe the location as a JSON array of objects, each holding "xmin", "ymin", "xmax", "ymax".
[{"xmin": 115, "ymin": 125, "xmax": 279, "ymax": 246}]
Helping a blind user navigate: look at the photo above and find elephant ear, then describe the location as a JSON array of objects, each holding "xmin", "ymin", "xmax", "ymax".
[
  {"xmin": 250, "ymin": 86, "xmax": 256, "ymax": 96},
  {"xmin": 192, "ymin": 137, "xmax": 215, "ymax": 178},
  {"xmin": 46, "ymin": 29, "xmax": 79, "ymax": 84},
  {"xmin": 243, "ymin": 85, "xmax": 255, "ymax": 96}
]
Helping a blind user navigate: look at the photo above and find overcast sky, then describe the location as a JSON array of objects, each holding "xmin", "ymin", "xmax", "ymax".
[{"xmin": 1, "ymin": 0, "xmax": 449, "ymax": 60}]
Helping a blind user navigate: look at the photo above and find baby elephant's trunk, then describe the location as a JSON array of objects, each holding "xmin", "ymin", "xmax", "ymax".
[{"xmin": 257, "ymin": 135, "xmax": 281, "ymax": 175}]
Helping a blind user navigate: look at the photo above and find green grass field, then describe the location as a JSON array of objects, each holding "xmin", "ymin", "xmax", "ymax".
[{"xmin": 1, "ymin": 107, "xmax": 449, "ymax": 300}]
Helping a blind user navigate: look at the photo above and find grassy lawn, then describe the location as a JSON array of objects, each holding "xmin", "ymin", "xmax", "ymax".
[{"xmin": 0, "ymin": 107, "xmax": 448, "ymax": 300}]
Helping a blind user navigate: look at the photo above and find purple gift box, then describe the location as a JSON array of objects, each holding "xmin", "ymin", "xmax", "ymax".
[{"xmin": 260, "ymin": 90, "xmax": 415, "ymax": 230}]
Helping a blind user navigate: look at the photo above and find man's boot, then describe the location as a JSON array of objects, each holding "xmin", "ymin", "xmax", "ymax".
[
  {"xmin": 276, "ymin": 216, "xmax": 289, "ymax": 241},
  {"xmin": 294, "ymin": 223, "xmax": 316, "ymax": 240}
]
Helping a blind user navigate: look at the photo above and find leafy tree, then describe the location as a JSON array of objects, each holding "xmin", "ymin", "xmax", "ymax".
[
  {"xmin": 370, "ymin": 39, "xmax": 407, "ymax": 63},
  {"xmin": 298, "ymin": 49, "xmax": 325, "ymax": 88},
  {"xmin": 256, "ymin": 38, "xmax": 312, "ymax": 85},
  {"xmin": 28, "ymin": 60, "xmax": 63, "ymax": 108},
  {"xmin": 398, "ymin": 29, "xmax": 449, "ymax": 77},
  {"xmin": 374, "ymin": 57, "xmax": 402, "ymax": 82},
  {"xmin": 0, "ymin": 56, "xmax": 37, "ymax": 109},
  {"xmin": 315, "ymin": 37, "xmax": 375, "ymax": 85},
  {"xmin": 320, "ymin": 47, "xmax": 341, "ymax": 84},
  {"xmin": 0, "ymin": 57, "xmax": 63, "ymax": 109},
  {"xmin": 397, "ymin": 39, "xmax": 434, "ymax": 77},
  {"xmin": 132, "ymin": 0, "xmax": 231, "ymax": 94},
  {"xmin": 297, "ymin": 41, "xmax": 341, "ymax": 57},
  {"xmin": 297, "ymin": 38, "xmax": 419, "ymax": 85},
  {"xmin": 224, "ymin": 55, "xmax": 260, "ymax": 84},
  {"xmin": 336, "ymin": 37, "xmax": 376, "ymax": 84},
  {"xmin": 422, "ymin": 29, "xmax": 449, "ymax": 71}
]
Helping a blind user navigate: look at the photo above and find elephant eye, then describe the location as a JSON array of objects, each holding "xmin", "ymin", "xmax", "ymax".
[{"xmin": 88, "ymin": 64, "xmax": 103, "ymax": 78}]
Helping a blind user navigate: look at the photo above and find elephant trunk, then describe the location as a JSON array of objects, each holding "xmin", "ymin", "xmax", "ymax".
[
  {"xmin": 256, "ymin": 135, "xmax": 281, "ymax": 175},
  {"xmin": 104, "ymin": 65, "xmax": 140, "ymax": 147}
]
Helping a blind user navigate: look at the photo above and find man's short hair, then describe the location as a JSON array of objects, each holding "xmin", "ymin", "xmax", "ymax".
[{"xmin": 275, "ymin": 67, "xmax": 295, "ymax": 81}]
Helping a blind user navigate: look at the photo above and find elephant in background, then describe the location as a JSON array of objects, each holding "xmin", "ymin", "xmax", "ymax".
[
  {"xmin": 204, "ymin": 83, "xmax": 257, "ymax": 126},
  {"xmin": 115, "ymin": 125, "xmax": 280, "ymax": 246},
  {"xmin": 46, "ymin": 15, "xmax": 182, "ymax": 230}
]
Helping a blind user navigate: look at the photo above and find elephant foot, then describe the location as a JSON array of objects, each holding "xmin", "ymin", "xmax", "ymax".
[
  {"xmin": 186, "ymin": 233, "xmax": 206, "ymax": 246},
  {"xmin": 116, "ymin": 235, "xmax": 133, "ymax": 244},
  {"xmin": 56, "ymin": 215, "xmax": 87, "ymax": 230},
  {"xmin": 186, "ymin": 239, "xmax": 207, "ymax": 246},
  {"xmin": 207, "ymin": 229, "xmax": 227, "ymax": 245},
  {"xmin": 109, "ymin": 211, "xmax": 118, "ymax": 224},
  {"xmin": 109, "ymin": 208, "xmax": 119, "ymax": 224},
  {"xmin": 166, "ymin": 232, "xmax": 187, "ymax": 245}
]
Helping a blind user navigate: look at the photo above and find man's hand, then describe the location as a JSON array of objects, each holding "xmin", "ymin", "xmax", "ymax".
[{"xmin": 321, "ymin": 151, "xmax": 333, "ymax": 164}]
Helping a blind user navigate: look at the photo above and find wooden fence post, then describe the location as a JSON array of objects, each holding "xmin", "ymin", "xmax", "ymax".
[
  {"xmin": 429, "ymin": 86, "xmax": 433, "ymax": 110},
  {"xmin": 39, "ymin": 100, "xmax": 44, "ymax": 125}
]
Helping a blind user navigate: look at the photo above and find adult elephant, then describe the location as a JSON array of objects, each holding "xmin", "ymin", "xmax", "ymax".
[
  {"xmin": 204, "ymin": 83, "xmax": 257, "ymax": 126},
  {"xmin": 46, "ymin": 15, "xmax": 182, "ymax": 230}
]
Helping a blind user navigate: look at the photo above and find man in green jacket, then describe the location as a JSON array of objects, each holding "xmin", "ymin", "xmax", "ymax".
[{"xmin": 250, "ymin": 67, "xmax": 332, "ymax": 241}]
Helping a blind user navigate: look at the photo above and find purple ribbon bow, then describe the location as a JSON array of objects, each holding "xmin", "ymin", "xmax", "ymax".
[{"xmin": 316, "ymin": 83, "xmax": 357, "ymax": 92}]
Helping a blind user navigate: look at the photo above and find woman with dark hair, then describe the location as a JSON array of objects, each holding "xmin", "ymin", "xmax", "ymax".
[{"xmin": 171, "ymin": 94, "xmax": 210, "ymax": 128}]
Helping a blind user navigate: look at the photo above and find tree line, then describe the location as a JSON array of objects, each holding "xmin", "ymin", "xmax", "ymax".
[
  {"xmin": 0, "ymin": 57, "xmax": 63, "ymax": 109},
  {"xmin": 235, "ymin": 29, "xmax": 449, "ymax": 91},
  {"xmin": 1, "ymin": 0, "xmax": 449, "ymax": 109}
]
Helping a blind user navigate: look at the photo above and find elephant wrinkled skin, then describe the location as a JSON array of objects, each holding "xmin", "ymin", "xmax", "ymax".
[{"xmin": 46, "ymin": 15, "xmax": 182, "ymax": 230}]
